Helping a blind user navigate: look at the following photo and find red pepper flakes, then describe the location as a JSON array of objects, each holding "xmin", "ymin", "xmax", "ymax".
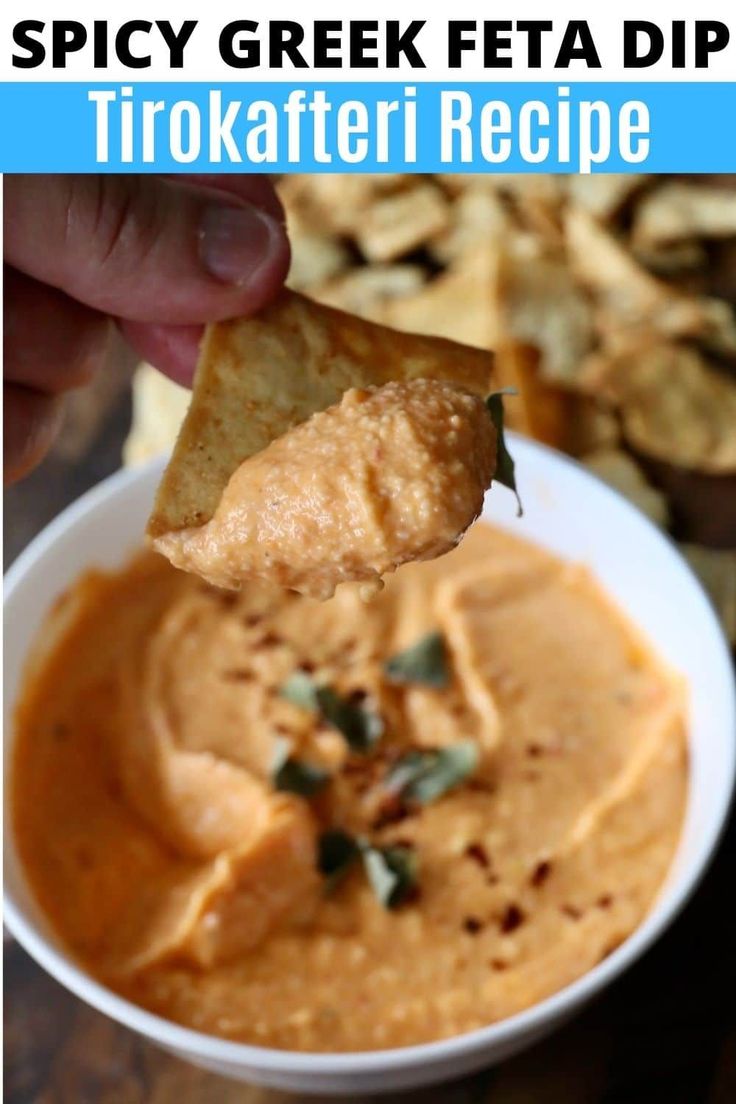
[
  {"xmin": 530, "ymin": 860, "xmax": 552, "ymax": 887},
  {"xmin": 464, "ymin": 842, "xmax": 490, "ymax": 868},
  {"xmin": 500, "ymin": 904, "xmax": 525, "ymax": 933}
]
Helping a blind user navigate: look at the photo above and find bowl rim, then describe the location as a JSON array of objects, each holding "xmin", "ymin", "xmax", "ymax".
[{"xmin": 4, "ymin": 436, "xmax": 735, "ymax": 1077}]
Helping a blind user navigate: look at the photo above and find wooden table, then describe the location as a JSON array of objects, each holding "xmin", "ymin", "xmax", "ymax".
[{"xmin": 5, "ymin": 362, "xmax": 736, "ymax": 1103}]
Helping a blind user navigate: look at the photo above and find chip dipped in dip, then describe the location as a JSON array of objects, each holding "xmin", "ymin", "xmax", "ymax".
[
  {"xmin": 12, "ymin": 524, "xmax": 687, "ymax": 1053},
  {"xmin": 152, "ymin": 379, "xmax": 497, "ymax": 599},
  {"xmin": 146, "ymin": 291, "xmax": 502, "ymax": 601}
]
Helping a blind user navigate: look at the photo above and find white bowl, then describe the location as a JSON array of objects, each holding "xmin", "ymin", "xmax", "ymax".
[{"xmin": 4, "ymin": 437, "xmax": 735, "ymax": 1095}]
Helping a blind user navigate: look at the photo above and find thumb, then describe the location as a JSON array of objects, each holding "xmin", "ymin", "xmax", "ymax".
[{"xmin": 4, "ymin": 175, "xmax": 290, "ymax": 325}]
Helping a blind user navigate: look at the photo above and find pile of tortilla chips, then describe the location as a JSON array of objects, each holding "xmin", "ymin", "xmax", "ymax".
[{"xmin": 124, "ymin": 173, "xmax": 736, "ymax": 641}]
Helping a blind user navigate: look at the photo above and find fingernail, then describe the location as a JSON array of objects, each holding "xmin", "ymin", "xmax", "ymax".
[{"xmin": 198, "ymin": 203, "xmax": 283, "ymax": 287}]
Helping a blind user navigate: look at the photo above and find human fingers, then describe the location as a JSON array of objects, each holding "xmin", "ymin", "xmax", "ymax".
[
  {"xmin": 118, "ymin": 319, "xmax": 202, "ymax": 386},
  {"xmin": 4, "ymin": 383, "xmax": 64, "ymax": 484},
  {"xmin": 4, "ymin": 267, "xmax": 112, "ymax": 394},
  {"xmin": 4, "ymin": 174, "xmax": 290, "ymax": 325}
]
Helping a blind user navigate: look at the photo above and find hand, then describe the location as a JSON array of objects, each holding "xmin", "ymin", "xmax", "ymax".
[{"xmin": 3, "ymin": 174, "xmax": 290, "ymax": 483}]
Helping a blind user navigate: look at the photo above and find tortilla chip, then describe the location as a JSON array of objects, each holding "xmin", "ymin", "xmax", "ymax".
[
  {"xmin": 385, "ymin": 246, "xmax": 498, "ymax": 350},
  {"xmin": 680, "ymin": 544, "xmax": 736, "ymax": 645},
  {"xmin": 565, "ymin": 207, "xmax": 736, "ymax": 356},
  {"xmin": 429, "ymin": 187, "xmax": 508, "ymax": 265},
  {"xmin": 148, "ymin": 290, "xmax": 495, "ymax": 537},
  {"xmin": 565, "ymin": 175, "xmax": 651, "ymax": 221},
  {"xmin": 123, "ymin": 364, "xmax": 190, "ymax": 466},
  {"xmin": 632, "ymin": 182, "xmax": 736, "ymax": 248},
  {"xmin": 284, "ymin": 210, "xmax": 350, "ymax": 292},
  {"xmin": 496, "ymin": 175, "xmax": 565, "ymax": 204},
  {"xmin": 436, "ymin": 173, "xmax": 486, "ymax": 196},
  {"xmin": 496, "ymin": 244, "xmax": 594, "ymax": 388},
  {"xmin": 355, "ymin": 182, "xmax": 450, "ymax": 262},
  {"xmin": 582, "ymin": 449, "xmax": 670, "ymax": 527},
  {"xmin": 582, "ymin": 342, "xmax": 736, "ymax": 474},
  {"xmin": 312, "ymin": 264, "xmax": 426, "ymax": 323},
  {"xmin": 276, "ymin": 174, "xmax": 408, "ymax": 236},
  {"xmin": 566, "ymin": 206, "xmax": 684, "ymax": 321},
  {"xmin": 493, "ymin": 341, "xmax": 573, "ymax": 449},
  {"xmin": 439, "ymin": 174, "xmax": 563, "ymax": 207}
]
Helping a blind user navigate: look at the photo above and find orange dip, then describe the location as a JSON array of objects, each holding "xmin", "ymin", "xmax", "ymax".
[{"xmin": 12, "ymin": 525, "xmax": 687, "ymax": 1051}]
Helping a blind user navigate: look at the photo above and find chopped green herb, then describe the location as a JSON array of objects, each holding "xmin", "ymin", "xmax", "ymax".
[
  {"xmin": 382, "ymin": 750, "xmax": 430, "ymax": 795},
  {"xmin": 317, "ymin": 829, "xmax": 360, "ymax": 888},
  {"xmin": 280, "ymin": 672, "xmax": 383, "ymax": 754},
  {"xmin": 384, "ymin": 631, "xmax": 450, "ymax": 688},
  {"xmin": 271, "ymin": 738, "xmax": 329, "ymax": 798},
  {"xmin": 315, "ymin": 685, "xmax": 383, "ymax": 753},
  {"xmin": 279, "ymin": 670, "xmax": 320, "ymax": 710},
  {"xmin": 362, "ymin": 844, "xmax": 419, "ymax": 909},
  {"xmin": 318, "ymin": 831, "xmax": 420, "ymax": 908},
  {"xmin": 486, "ymin": 390, "xmax": 523, "ymax": 517},
  {"xmin": 384, "ymin": 741, "xmax": 479, "ymax": 805}
]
